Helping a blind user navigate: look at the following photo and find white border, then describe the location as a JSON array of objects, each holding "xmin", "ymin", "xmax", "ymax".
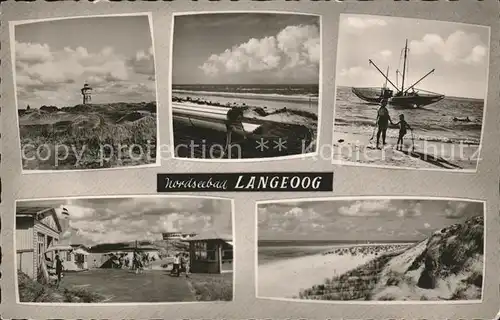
[
  {"xmin": 13, "ymin": 194, "xmax": 236, "ymax": 305},
  {"xmin": 9, "ymin": 12, "xmax": 162, "ymax": 174},
  {"xmin": 168, "ymin": 11, "xmax": 323, "ymax": 162},
  {"xmin": 330, "ymin": 13, "xmax": 491, "ymax": 174},
  {"xmin": 254, "ymin": 196, "xmax": 486, "ymax": 304}
]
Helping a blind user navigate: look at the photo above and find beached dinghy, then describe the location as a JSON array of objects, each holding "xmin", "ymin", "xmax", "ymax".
[
  {"xmin": 352, "ymin": 39, "xmax": 444, "ymax": 108},
  {"xmin": 172, "ymin": 102, "xmax": 314, "ymax": 158}
]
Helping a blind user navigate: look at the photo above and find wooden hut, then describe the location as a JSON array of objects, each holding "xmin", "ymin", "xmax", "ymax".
[
  {"xmin": 16, "ymin": 206, "xmax": 62, "ymax": 279},
  {"xmin": 186, "ymin": 231, "xmax": 233, "ymax": 274}
]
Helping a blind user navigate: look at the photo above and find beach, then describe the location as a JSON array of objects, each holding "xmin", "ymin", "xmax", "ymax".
[
  {"xmin": 257, "ymin": 243, "xmax": 411, "ymax": 299},
  {"xmin": 333, "ymin": 86, "xmax": 483, "ymax": 170},
  {"xmin": 333, "ymin": 132, "xmax": 479, "ymax": 170}
]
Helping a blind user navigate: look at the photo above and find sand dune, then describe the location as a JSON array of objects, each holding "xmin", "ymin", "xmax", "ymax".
[{"xmin": 298, "ymin": 215, "xmax": 484, "ymax": 301}]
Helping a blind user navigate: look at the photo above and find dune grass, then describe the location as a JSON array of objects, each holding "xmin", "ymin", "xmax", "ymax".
[
  {"xmin": 186, "ymin": 273, "xmax": 233, "ymax": 301},
  {"xmin": 298, "ymin": 252, "xmax": 401, "ymax": 301},
  {"xmin": 19, "ymin": 103, "xmax": 157, "ymax": 169},
  {"xmin": 18, "ymin": 272, "xmax": 105, "ymax": 303}
]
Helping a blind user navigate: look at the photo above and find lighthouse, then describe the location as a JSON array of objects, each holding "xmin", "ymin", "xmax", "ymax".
[{"xmin": 81, "ymin": 83, "xmax": 92, "ymax": 105}]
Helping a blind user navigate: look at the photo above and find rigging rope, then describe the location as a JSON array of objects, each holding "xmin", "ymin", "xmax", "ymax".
[{"xmin": 406, "ymin": 47, "xmax": 410, "ymax": 86}]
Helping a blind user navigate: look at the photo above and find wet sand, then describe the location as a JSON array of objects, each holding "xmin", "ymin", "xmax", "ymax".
[{"xmin": 333, "ymin": 131, "xmax": 479, "ymax": 170}]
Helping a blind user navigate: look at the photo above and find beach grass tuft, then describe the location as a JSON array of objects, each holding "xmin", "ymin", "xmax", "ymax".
[
  {"xmin": 186, "ymin": 273, "xmax": 233, "ymax": 301},
  {"xmin": 18, "ymin": 272, "xmax": 105, "ymax": 303}
]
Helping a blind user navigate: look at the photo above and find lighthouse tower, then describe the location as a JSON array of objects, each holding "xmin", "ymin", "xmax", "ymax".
[{"xmin": 81, "ymin": 83, "xmax": 92, "ymax": 105}]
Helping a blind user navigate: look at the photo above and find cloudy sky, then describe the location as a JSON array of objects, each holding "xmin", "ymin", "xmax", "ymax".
[
  {"xmin": 336, "ymin": 14, "xmax": 489, "ymax": 99},
  {"xmin": 258, "ymin": 199, "xmax": 483, "ymax": 241},
  {"xmin": 18, "ymin": 197, "xmax": 232, "ymax": 246},
  {"xmin": 14, "ymin": 15, "xmax": 156, "ymax": 109},
  {"xmin": 172, "ymin": 13, "xmax": 320, "ymax": 85}
]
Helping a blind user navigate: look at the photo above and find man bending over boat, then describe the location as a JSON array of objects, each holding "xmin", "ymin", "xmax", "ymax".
[
  {"xmin": 223, "ymin": 106, "xmax": 247, "ymax": 158},
  {"xmin": 375, "ymin": 99, "xmax": 393, "ymax": 149}
]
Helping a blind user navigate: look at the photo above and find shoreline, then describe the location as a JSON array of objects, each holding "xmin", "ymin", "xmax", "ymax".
[{"xmin": 333, "ymin": 131, "xmax": 479, "ymax": 170}]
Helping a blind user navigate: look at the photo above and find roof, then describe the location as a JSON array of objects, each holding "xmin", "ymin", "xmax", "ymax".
[
  {"xmin": 46, "ymin": 244, "xmax": 73, "ymax": 252},
  {"xmin": 185, "ymin": 230, "xmax": 232, "ymax": 242},
  {"xmin": 16, "ymin": 206, "xmax": 63, "ymax": 233}
]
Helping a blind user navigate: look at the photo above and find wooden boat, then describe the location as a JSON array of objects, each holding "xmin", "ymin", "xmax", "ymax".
[
  {"xmin": 352, "ymin": 40, "xmax": 445, "ymax": 108},
  {"xmin": 171, "ymin": 102, "xmax": 315, "ymax": 158}
]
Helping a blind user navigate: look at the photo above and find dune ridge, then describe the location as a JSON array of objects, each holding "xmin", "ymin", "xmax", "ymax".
[{"xmin": 298, "ymin": 215, "xmax": 484, "ymax": 301}]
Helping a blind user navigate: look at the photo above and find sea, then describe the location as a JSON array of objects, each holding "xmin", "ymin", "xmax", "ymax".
[
  {"xmin": 334, "ymin": 86, "xmax": 484, "ymax": 145},
  {"xmin": 257, "ymin": 240, "xmax": 416, "ymax": 265},
  {"xmin": 172, "ymin": 84, "xmax": 319, "ymax": 113}
]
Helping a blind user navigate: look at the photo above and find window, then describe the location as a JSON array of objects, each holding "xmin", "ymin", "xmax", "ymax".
[
  {"xmin": 66, "ymin": 251, "xmax": 71, "ymax": 261},
  {"xmin": 193, "ymin": 241, "xmax": 217, "ymax": 262}
]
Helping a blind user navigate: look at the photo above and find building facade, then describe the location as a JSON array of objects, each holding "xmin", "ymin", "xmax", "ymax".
[
  {"xmin": 162, "ymin": 232, "xmax": 197, "ymax": 241},
  {"xmin": 16, "ymin": 207, "xmax": 62, "ymax": 279}
]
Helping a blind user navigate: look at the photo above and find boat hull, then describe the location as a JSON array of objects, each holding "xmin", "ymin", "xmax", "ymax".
[
  {"xmin": 351, "ymin": 87, "xmax": 444, "ymax": 108},
  {"xmin": 171, "ymin": 102, "xmax": 314, "ymax": 158},
  {"xmin": 389, "ymin": 94, "xmax": 445, "ymax": 108},
  {"xmin": 351, "ymin": 87, "xmax": 384, "ymax": 104}
]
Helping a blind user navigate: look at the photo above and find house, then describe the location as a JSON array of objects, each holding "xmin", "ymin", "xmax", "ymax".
[
  {"xmin": 186, "ymin": 231, "xmax": 233, "ymax": 274},
  {"xmin": 16, "ymin": 206, "xmax": 62, "ymax": 279}
]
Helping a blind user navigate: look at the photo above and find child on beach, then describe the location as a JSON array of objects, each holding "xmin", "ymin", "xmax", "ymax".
[{"xmin": 394, "ymin": 114, "xmax": 412, "ymax": 151}]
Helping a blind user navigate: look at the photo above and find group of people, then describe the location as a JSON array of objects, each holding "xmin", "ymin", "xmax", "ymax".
[
  {"xmin": 374, "ymin": 98, "xmax": 413, "ymax": 151},
  {"xmin": 170, "ymin": 252, "xmax": 190, "ymax": 278}
]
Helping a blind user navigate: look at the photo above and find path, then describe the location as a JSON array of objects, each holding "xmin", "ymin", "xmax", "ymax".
[{"xmin": 61, "ymin": 269, "xmax": 195, "ymax": 302}]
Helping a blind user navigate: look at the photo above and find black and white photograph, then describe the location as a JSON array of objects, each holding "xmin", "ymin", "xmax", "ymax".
[
  {"xmin": 16, "ymin": 196, "xmax": 233, "ymax": 303},
  {"xmin": 12, "ymin": 14, "xmax": 158, "ymax": 171},
  {"xmin": 257, "ymin": 198, "xmax": 484, "ymax": 301},
  {"xmin": 333, "ymin": 14, "xmax": 489, "ymax": 171},
  {"xmin": 171, "ymin": 13, "xmax": 320, "ymax": 160}
]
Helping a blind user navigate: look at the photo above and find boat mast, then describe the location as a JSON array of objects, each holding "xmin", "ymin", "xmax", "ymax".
[
  {"xmin": 368, "ymin": 59, "xmax": 399, "ymax": 91},
  {"xmin": 384, "ymin": 67, "xmax": 389, "ymax": 88},
  {"xmin": 404, "ymin": 69, "xmax": 436, "ymax": 94},
  {"xmin": 401, "ymin": 39, "xmax": 408, "ymax": 93}
]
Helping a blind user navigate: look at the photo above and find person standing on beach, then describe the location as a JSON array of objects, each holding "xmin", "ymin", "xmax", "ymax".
[
  {"xmin": 55, "ymin": 254, "xmax": 64, "ymax": 288},
  {"xmin": 223, "ymin": 106, "xmax": 247, "ymax": 158},
  {"xmin": 375, "ymin": 99, "xmax": 393, "ymax": 149}
]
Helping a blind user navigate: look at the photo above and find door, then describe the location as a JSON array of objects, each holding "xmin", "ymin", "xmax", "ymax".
[{"xmin": 37, "ymin": 232, "xmax": 45, "ymax": 267}]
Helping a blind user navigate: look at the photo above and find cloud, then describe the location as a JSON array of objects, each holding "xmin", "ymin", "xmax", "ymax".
[
  {"xmin": 379, "ymin": 50, "xmax": 392, "ymax": 59},
  {"xmin": 127, "ymin": 46, "xmax": 155, "ymax": 76},
  {"xmin": 344, "ymin": 16, "xmax": 387, "ymax": 30},
  {"xmin": 47, "ymin": 198, "xmax": 230, "ymax": 245},
  {"xmin": 199, "ymin": 24, "xmax": 319, "ymax": 78},
  {"xmin": 396, "ymin": 202, "xmax": 422, "ymax": 218},
  {"xmin": 444, "ymin": 201, "xmax": 469, "ymax": 219},
  {"xmin": 424, "ymin": 223, "xmax": 431, "ymax": 229},
  {"xmin": 15, "ymin": 42, "xmax": 156, "ymax": 107},
  {"xmin": 409, "ymin": 31, "xmax": 487, "ymax": 65},
  {"xmin": 338, "ymin": 200, "xmax": 391, "ymax": 217}
]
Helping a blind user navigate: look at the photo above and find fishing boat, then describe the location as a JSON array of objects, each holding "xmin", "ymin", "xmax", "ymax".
[
  {"xmin": 352, "ymin": 39, "xmax": 445, "ymax": 108},
  {"xmin": 351, "ymin": 66, "xmax": 393, "ymax": 104}
]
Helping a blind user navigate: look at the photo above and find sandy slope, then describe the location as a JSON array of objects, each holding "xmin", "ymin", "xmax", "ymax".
[{"xmin": 258, "ymin": 253, "xmax": 376, "ymax": 298}]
